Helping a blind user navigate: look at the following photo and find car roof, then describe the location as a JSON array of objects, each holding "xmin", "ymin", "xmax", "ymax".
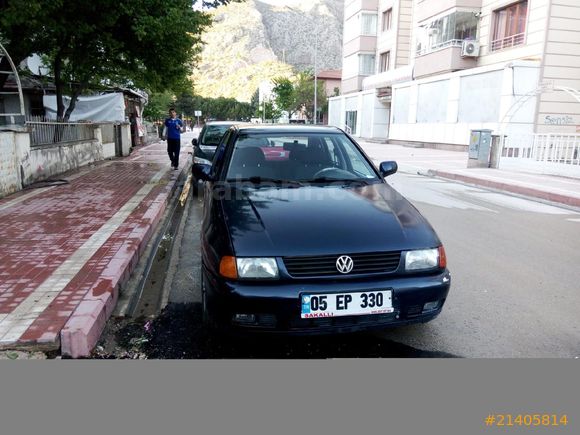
[
  {"xmin": 205, "ymin": 121, "xmax": 240, "ymax": 126},
  {"xmin": 235, "ymin": 124, "xmax": 343, "ymax": 135}
]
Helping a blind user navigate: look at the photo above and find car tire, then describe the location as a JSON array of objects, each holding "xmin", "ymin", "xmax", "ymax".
[{"xmin": 201, "ymin": 264, "xmax": 216, "ymax": 331}]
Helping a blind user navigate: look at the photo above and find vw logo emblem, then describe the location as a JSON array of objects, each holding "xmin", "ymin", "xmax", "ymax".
[{"xmin": 336, "ymin": 255, "xmax": 354, "ymax": 274}]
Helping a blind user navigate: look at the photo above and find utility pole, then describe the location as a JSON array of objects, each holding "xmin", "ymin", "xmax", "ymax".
[
  {"xmin": 314, "ymin": 31, "xmax": 318, "ymax": 125},
  {"xmin": 286, "ymin": 6, "xmax": 319, "ymax": 125}
]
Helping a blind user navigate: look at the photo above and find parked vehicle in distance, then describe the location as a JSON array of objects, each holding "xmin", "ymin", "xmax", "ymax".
[
  {"xmin": 192, "ymin": 121, "xmax": 236, "ymax": 162},
  {"xmin": 193, "ymin": 125, "xmax": 450, "ymax": 335}
]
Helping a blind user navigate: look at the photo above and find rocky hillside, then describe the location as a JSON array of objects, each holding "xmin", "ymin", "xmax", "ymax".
[{"xmin": 192, "ymin": 0, "xmax": 344, "ymax": 102}]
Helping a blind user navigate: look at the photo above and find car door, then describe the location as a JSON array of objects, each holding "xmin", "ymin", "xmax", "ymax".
[{"xmin": 200, "ymin": 129, "xmax": 235, "ymax": 272}]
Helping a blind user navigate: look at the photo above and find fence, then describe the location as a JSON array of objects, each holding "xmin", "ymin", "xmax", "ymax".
[
  {"xmin": 500, "ymin": 133, "xmax": 580, "ymax": 178},
  {"xmin": 25, "ymin": 116, "xmax": 95, "ymax": 147}
]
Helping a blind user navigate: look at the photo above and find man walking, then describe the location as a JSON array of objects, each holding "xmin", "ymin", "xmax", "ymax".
[{"xmin": 164, "ymin": 109, "xmax": 183, "ymax": 170}]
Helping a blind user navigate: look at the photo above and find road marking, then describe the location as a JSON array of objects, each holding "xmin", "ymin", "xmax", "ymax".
[{"xmin": 0, "ymin": 167, "xmax": 168, "ymax": 345}]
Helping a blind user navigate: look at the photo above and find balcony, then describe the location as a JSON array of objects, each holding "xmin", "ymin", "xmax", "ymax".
[
  {"xmin": 414, "ymin": 44, "xmax": 477, "ymax": 78},
  {"xmin": 491, "ymin": 33, "xmax": 526, "ymax": 52},
  {"xmin": 416, "ymin": 38, "xmax": 463, "ymax": 56}
]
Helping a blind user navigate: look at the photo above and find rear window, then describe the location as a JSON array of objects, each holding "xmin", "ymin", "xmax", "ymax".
[{"xmin": 200, "ymin": 124, "xmax": 231, "ymax": 145}]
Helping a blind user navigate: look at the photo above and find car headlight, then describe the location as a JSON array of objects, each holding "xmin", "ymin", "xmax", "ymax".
[
  {"xmin": 236, "ymin": 258, "xmax": 279, "ymax": 279},
  {"xmin": 404, "ymin": 248, "xmax": 440, "ymax": 271},
  {"xmin": 194, "ymin": 156, "xmax": 212, "ymax": 165}
]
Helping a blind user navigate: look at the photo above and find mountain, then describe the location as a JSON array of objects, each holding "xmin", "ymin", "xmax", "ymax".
[{"xmin": 192, "ymin": 0, "xmax": 344, "ymax": 102}]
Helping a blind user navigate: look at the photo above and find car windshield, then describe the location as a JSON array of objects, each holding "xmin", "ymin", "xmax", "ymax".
[
  {"xmin": 225, "ymin": 132, "xmax": 379, "ymax": 183},
  {"xmin": 200, "ymin": 124, "xmax": 230, "ymax": 145}
]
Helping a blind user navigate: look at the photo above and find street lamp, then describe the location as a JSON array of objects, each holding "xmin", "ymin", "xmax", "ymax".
[{"xmin": 314, "ymin": 31, "xmax": 318, "ymax": 125}]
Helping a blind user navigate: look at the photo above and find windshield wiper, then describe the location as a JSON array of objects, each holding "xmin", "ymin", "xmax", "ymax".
[
  {"xmin": 309, "ymin": 177, "xmax": 374, "ymax": 186},
  {"xmin": 228, "ymin": 177, "xmax": 303, "ymax": 187}
]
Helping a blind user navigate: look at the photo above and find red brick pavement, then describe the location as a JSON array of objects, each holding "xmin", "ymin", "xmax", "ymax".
[{"xmin": 0, "ymin": 139, "xmax": 191, "ymax": 356}]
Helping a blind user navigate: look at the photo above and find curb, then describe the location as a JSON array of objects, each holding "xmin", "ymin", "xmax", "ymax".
[
  {"xmin": 60, "ymin": 164, "xmax": 188, "ymax": 358},
  {"xmin": 430, "ymin": 170, "xmax": 580, "ymax": 209}
]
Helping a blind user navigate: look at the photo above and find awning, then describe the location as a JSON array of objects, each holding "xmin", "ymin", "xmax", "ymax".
[{"xmin": 362, "ymin": 65, "xmax": 414, "ymax": 90}]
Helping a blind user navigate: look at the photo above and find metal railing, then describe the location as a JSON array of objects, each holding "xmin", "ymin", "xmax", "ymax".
[
  {"xmin": 491, "ymin": 33, "xmax": 525, "ymax": 52},
  {"xmin": 502, "ymin": 133, "xmax": 580, "ymax": 165},
  {"xmin": 416, "ymin": 39, "xmax": 464, "ymax": 56},
  {"xmin": 500, "ymin": 133, "xmax": 580, "ymax": 178},
  {"xmin": 26, "ymin": 116, "xmax": 95, "ymax": 147}
]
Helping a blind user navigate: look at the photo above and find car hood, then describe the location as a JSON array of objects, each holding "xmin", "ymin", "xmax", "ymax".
[{"xmin": 221, "ymin": 183, "xmax": 441, "ymax": 257}]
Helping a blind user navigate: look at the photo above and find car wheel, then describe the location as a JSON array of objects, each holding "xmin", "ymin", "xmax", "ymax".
[{"xmin": 201, "ymin": 264, "xmax": 216, "ymax": 331}]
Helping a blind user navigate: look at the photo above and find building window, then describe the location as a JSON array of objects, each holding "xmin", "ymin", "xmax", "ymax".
[
  {"xmin": 359, "ymin": 54, "xmax": 376, "ymax": 75},
  {"xmin": 382, "ymin": 8, "xmax": 392, "ymax": 32},
  {"xmin": 360, "ymin": 13, "xmax": 378, "ymax": 36},
  {"xmin": 491, "ymin": 1, "xmax": 528, "ymax": 51},
  {"xmin": 379, "ymin": 51, "xmax": 391, "ymax": 73},
  {"xmin": 416, "ymin": 11, "xmax": 479, "ymax": 56}
]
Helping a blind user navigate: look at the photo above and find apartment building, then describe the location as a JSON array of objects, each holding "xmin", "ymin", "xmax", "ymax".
[{"xmin": 329, "ymin": 0, "xmax": 580, "ymax": 149}]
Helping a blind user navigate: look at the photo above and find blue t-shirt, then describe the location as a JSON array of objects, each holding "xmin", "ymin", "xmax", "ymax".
[{"xmin": 165, "ymin": 117, "xmax": 183, "ymax": 140}]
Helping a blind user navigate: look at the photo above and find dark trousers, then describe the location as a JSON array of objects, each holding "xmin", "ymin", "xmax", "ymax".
[{"xmin": 167, "ymin": 138, "xmax": 181, "ymax": 167}]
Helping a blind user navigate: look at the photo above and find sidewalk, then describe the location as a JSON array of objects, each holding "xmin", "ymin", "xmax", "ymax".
[
  {"xmin": 0, "ymin": 136, "xmax": 192, "ymax": 357},
  {"xmin": 359, "ymin": 141, "xmax": 580, "ymax": 209}
]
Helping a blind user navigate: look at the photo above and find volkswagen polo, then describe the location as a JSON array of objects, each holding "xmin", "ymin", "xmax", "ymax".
[{"xmin": 193, "ymin": 125, "xmax": 450, "ymax": 334}]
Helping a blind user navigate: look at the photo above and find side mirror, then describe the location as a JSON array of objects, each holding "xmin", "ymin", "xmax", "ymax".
[
  {"xmin": 192, "ymin": 163, "xmax": 213, "ymax": 182},
  {"xmin": 379, "ymin": 161, "xmax": 398, "ymax": 177},
  {"xmin": 192, "ymin": 138, "xmax": 198, "ymax": 146}
]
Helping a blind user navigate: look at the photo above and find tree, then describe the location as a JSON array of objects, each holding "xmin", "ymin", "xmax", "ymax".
[
  {"xmin": 142, "ymin": 92, "xmax": 175, "ymax": 120},
  {"xmin": 0, "ymin": 0, "xmax": 238, "ymax": 120},
  {"xmin": 292, "ymin": 70, "xmax": 327, "ymax": 123},
  {"xmin": 272, "ymin": 77, "xmax": 296, "ymax": 118}
]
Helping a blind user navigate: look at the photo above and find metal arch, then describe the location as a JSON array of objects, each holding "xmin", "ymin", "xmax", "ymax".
[
  {"xmin": 498, "ymin": 82, "xmax": 580, "ymax": 156},
  {"xmin": 499, "ymin": 82, "xmax": 580, "ymax": 132},
  {"xmin": 0, "ymin": 41, "xmax": 26, "ymax": 119}
]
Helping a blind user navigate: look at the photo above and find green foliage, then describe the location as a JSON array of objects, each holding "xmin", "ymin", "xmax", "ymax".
[
  {"xmin": 292, "ymin": 70, "xmax": 328, "ymax": 122},
  {"xmin": 270, "ymin": 70, "xmax": 328, "ymax": 122},
  {"xmin": 142, "ymin": 92, "xmax": 175, "ymax": 120},
  {"xmin": 272, "ymin": 77, "xmax": 296, "ymax": 117},
  {"xmin": 148, "ymin": 92, "xmax": 254, "ymax": 122},
  {"xmin": 0, "ymin": 0, "xmax": 237, "ymax": 120}
]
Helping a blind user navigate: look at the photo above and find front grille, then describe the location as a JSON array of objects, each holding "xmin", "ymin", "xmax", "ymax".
[{"xmin": 283, "ymin": 252, "xmax": 401, "ymax": 277}]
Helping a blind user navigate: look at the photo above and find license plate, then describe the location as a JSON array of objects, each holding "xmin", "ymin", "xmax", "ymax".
[{"xmin": 300, "ymin": 290, "xmax": 394, "ymax": 318}]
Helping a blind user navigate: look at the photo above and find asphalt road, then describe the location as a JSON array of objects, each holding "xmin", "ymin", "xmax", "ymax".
[
  {"xmin": 381, "ymin": 173, "xmax": 580, "ymax": 358},
  {"xmin": 141, "ymin": 172, "xmax": 580, "ymax": 358}
]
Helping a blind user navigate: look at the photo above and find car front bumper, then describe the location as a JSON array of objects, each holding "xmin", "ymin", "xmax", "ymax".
[{"xmin": 202, "ymin": 266, "xmax": 451, "ymax": 335}]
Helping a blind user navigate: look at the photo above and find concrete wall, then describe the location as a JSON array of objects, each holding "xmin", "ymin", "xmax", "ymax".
[
  {"xmin": 415, "ymin": 46, "xmax": 478, "ymax": 78},
  {"xmin": 0, "ymin": 129, "xmax": 27, "ymax": 196},
  {"xmin": 24, "ymin": 127, "xmax": 106, "ymax": 184},
  {"xmin": 536, "ymin": 0, "xmax": 580, "ymax": 134},
  {"xmin": 0, "ymin": 125, "xmax": 124, "ymax": 198},
  {"xmin": 328, "ymin": 90, "xmax": 390, "ymax": 139},
  {"xmin": 389, "ymin": 61, "xmax": 540, "ymax": 146}
]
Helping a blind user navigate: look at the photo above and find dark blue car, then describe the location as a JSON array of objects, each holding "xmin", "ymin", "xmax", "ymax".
[{"xmin": 193, "ymin": 125, "xmax": 450, "ymax": 334}]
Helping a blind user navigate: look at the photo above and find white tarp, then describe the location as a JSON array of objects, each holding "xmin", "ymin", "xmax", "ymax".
[{"xmin": 43, "ymin": 93, "xmax": 125, "ymax": 122}]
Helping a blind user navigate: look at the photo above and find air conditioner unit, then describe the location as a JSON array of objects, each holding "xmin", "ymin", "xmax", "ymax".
[{"xmin": 461, "ymin": 40, "xmax": 480, "ymax": 57}]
